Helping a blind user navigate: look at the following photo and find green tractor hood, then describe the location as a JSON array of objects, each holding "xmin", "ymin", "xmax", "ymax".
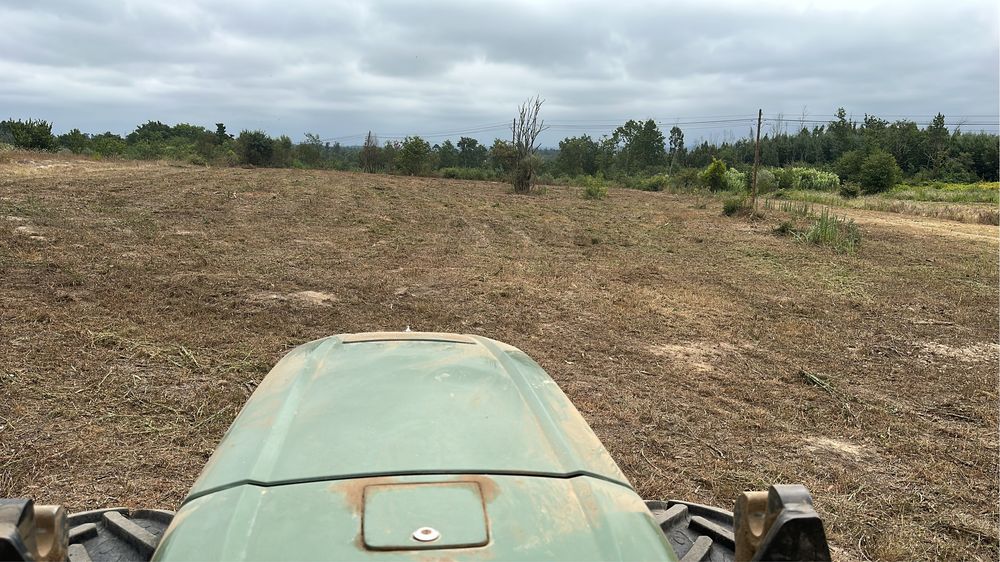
[{"xmin": 155, "ymin": 333, "xmax": 677, "ymax": 561}]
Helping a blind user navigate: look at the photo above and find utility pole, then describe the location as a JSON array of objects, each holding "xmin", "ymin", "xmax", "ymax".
[{"xmin": 751, "ymin": 109, "xmax": 763, "ymax": 211}]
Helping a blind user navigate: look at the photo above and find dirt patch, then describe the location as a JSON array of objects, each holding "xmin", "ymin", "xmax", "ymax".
[
  {"xmin": 250, "ymin": 290, "xmax": 338, "ymax": 307},
  {"xmin": 648, "ymin": 341, "xmax": 743, "ymax": 372},
  {"xmin": 804, "ymin": 436, "xmax": 865, "ymax": 459},
  {"xmin": 13, "ymin": 225, "xmax": 47, "ymax": 241},
  {"xmin": 917, "ymin": 341, "xmax": 999, "ymax": 363}
]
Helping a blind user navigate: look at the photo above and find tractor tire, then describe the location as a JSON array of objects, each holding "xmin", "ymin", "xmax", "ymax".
[
  {"xmin": 66, "ymin": 508, "xmax": 174, "ymax": 562},
  {"xmin": 646, "ymin": 500, "xmax": 735, "ymax": 562}
]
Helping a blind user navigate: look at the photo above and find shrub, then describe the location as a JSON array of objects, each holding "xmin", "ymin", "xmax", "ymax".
[
  {"xmin": 640, "ymin": 174, "xmax": 670, "ymax": 191},
  {"xmin": 271, "ymin": 135, "xmax": 294, "ymax": 167},
  {"xmin": 0, "ymin": 119, "xmax": 56, "ymax": 150},
  {"xmin": 774, "ymin": 221, "xmax": 796, "ymax": 236},
  {"xmin": 672, "ymin": 167, "xmax": 701, "ymax": 189},
  {"xmin": 126, "ymin": 141, "xmax": 163, "ymax": 160},
  {"xmin": 858, "ymin": 150, "xmax": 902, "ymax": 194},
  {"xmin": 835, "ymin": 150, "xmax": 865, "ymax": 183},
  {"xmin": 397, "ymin": 136, "xmax": 433, "ymax": 176},
  {"xmin": 581, "ymin": 175, "xmax": 609, "ymax": 200},
  {"xmin": 775, "ymin": 168, "xmax": 797, "ymax": 190},
  {"xmin": 722, "ymin": 196, "xmax": 747, "ymax": 216},
  {"xmin": 799, "ymin": 209, "xmax": 861, "ymax": 253},
  {"xmin": 839, "ymin": 182, "xmax": 860, "ymax": 199},
  {"xmin": 237, "ymin": 130, "xmax": 274, "ymax": 166},
  {"xmin": 755, "ymin": 168, "xmax": 777, "ymax": 192},
  {"xmin": 701, "ymin": 158, "xmax": 727, "ymax": 191},
  {"xmin": 439, "ymin": 167, "xmax": 492, "ymax": 181},
  {"xmin": 773, "ymin": 167, "xmax": 840, "ymax": 191},
  {"xmin": 724, "ymin": 168, "xmax": 746, "ymax": 192},
  {"xmin": 796, "ymin": 168, "xmax": 839, "ymax": 190}
]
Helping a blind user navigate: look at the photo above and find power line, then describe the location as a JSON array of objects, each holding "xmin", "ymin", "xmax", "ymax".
[{"xmin": 317, "ymin": 113, "xmax": 997, "ymax": 144}]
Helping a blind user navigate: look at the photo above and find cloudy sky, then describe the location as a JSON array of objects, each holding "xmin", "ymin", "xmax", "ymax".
[{"xmin": 2, "ymin": 0, "xmax": 997, "ymax": 146}]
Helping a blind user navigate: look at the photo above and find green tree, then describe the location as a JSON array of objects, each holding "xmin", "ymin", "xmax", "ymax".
[
  {"xmin": 237, "ymin": 130, "xmax": 274, "ymax": 166},
  {"xmin": 435, "ymin": 139, "xmax": 459, "ymax": 168},
  {"xmin": 668, "ymin": 126, "xmax": 685, "ymax": 170},
  {"xmin": 382, "ymin": 140, "xmax": 400, "ymax": 173},
  {"xmin": 127, "ymin": 121, "xmax": 172, "ymax": 144},
  {"xmin": 457, "ymin": 137, "xmax": 487, "ymax": 168},
  {"xmin": 827, "ymin": 107, "xmax": 857, "ymax": 159},
  {"xmin": 488, "ymin": 138, "xmax": 518, "ymax": 177},
  {"xmin": 58, "ymin": 128, "xmax": 89, "ymax": 153},
  {"xmin": 397, "ymin": 136, "xmax": 433, "ymax": 175},
  {"xmin": 555, "ymin": 135, "xmax": 598, "ymax": 176},
  {"xmin": 271, "ymin": 135, "xmax": 294, "ymax": 167},
  {"xmin": 298, "ymin": 133, "xmax": 324, "ymax": 167},
  {"xmin": 90, "ymin": 132, "xmax": 126, "ymax": 156},
  {"xmin": 611, "ymin": 119, "xmax": 665, "ymax": 175},
  {"xmin": 924, "ymin": 113, "xmax": 949, "ymax": 175},
  {"xmin": 858, "ymin": 149, "xmax": 902, "ymax": 193},
  {"xmin": 700, "ymin": 158, "xmax": 727, "ymax": 191},
  {"xmin": 215, "ymin": 123, "xmax": 231, "ymax": 145}
]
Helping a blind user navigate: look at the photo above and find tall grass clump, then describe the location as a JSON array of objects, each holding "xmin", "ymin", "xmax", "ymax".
[
  {"xmin": 723, "ymin": 196, "xmax": 749, "ymax": 216},
  {"xmin": 799, "ymin": 209, "xmax": 861, "ymax": 253}
]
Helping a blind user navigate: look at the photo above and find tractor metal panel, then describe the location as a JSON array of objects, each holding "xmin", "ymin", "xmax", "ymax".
[
  {"xmin": 186, "ymin": 333, "xmax": 629, "ymax": 499},
  {"xmin": 154, "ymin": 474, "xmax": 678, "ymax": 561}
]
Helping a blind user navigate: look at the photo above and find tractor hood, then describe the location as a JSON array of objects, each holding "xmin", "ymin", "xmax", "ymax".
[
  {"xmin": 186, "ymin": 333, "xmax": 630, "ymax": 501},
  {"xmin": 157, "ymin": 474, "xmax": 676, "ymax": 561}
]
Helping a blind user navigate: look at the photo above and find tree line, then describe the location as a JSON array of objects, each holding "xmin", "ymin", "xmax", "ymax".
[{"xmin": 2, "ymin": 108, "xmax": 996, "ymax": 193}]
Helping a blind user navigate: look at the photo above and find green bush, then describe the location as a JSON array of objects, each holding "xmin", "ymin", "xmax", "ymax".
[
  {"xmin": 581, "ymin": 175, "xmax": 609, "ymax": 200},
  {"xmin": 773, "ymin": 167, "xmax": 840, "ymax": 191},
  {"xmin": 858, "ymin": 149, "xmax": 902, "ymax": 193},
  {"xmin": 724, "ymin": 168, "xmax": 746, "ymax": 192},
  {"xmin": 0, "ymin": 119, "xmax": 56, "ymax": 150},
  {"xmin": 755, "ymin": 168, "xmax": 777, "ymax": 192},
  {"xmin": 775, "ymin": 168, "xmax": 797, "ymax": 190},
  {"xmin": 126, "ymin": 141, "xmax": 163, "ymax": 160},
  {"xmin": 672, "ymin": 168, "xmax": 701, "ymax": 189},
  {"xmin": 701, "ymin": 158, "xmax": 727, "ymax": 191},
  {"xmin": 640, "ymin": 174, "xmax": 670, "ymax": 191},
  {"xmin": 835, "ymin": 150, "xmax": 865, "ymax": 183},
  {"xmin": 839, "ymin": 182, "xmax": 860, "ymax": 198},
  {"xmin": 796, "ymin": 168, "xmax": 839, "ymax": 190},
  {"xmin": 439, "ymin": 167, "xmax": 492, "ymax": 181},
  {"xmin": 237, "ymin": 130, "xmax": 274, "ymax": 166}
]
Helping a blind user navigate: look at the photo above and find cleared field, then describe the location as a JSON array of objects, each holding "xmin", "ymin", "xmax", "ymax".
[{"xmin": 1, "ymin": 154, "xmax": 997, "ymax": 561}]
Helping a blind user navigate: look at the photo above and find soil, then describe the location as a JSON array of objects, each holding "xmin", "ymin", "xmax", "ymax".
[{"xmin": 1, "ymin": 154, "xmax": 997, "ymax": 561}]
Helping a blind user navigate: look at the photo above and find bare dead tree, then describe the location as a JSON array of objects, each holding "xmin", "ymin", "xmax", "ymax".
[
  {"xmin": 359, "ymin": 131, "xmax": 380, "ymax": 173},
  {"xmin": 510, "ymin": 96, "xmax": 548, "ymax": 193}
]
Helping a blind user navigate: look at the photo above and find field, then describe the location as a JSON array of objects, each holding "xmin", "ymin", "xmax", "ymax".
[{"xmin": 2, "ymin": 154, "xmax": 997, "ymax": 560}]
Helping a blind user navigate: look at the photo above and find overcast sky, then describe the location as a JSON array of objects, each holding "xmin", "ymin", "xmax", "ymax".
[{"xmin": 2, "ymin": 0, "xmax": 997, "ymax": 146}]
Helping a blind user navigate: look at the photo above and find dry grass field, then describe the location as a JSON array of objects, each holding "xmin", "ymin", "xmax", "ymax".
[{"xmin": 2, "ymin": 154, "xmax": 997, "ymax": 560}]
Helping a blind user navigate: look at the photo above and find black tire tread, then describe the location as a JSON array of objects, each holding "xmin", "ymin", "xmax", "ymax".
[
  {"xmin": 67, "ymin": 508, "xmax": 174, "ymax": 562},
  {"xmin": 646, "ymin": 500, "xmax": 735, "ymax": 562}
]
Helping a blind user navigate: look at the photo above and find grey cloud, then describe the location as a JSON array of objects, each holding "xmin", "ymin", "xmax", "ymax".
[{"xmin": 0, "ymin": 0, "xmax": 996, "ymax": 145}]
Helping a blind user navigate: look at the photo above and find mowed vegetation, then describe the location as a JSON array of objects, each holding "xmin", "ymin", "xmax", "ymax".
[{"xmin": 1, "ymin": 155, "xmax": 997, "ymax": 561}]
